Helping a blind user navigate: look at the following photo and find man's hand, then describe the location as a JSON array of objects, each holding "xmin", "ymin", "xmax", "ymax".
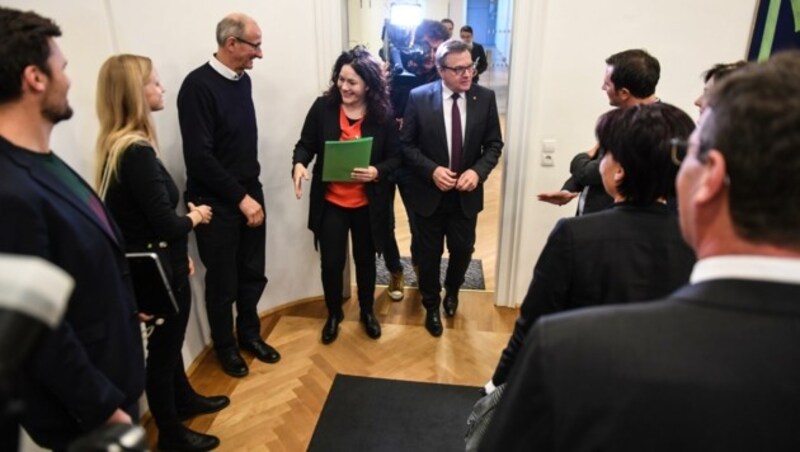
[
  {"xmin": 293, "ymin": 163, "xmax": 310, "ymax": 199},
  {"xmin": 432, "ymin": 166, "xmax": 458, "ymax": 191},
  {"xmin": 537, "ymin": 190, "xmax": 579, "ymax": 206},
  {"xmin": 586, "ymin": 143, "xmax": 600, "ymax": 159},
  {"xmin": 105, "ymin": 408, "xmax": 132, "ymax": 425},
  {"xmin": 455, "ymin": 169, "xmax": 480, "ymax": 192},
  {"xmin": 239, "ymin": 194, "xmax": 264, "ymax": 227}
]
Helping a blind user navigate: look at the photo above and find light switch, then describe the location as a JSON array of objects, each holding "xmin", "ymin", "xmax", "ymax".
[
  {"xmin": 541, "ymin": 153, "xmax": 555, "ymax": 167},
  {"xmin": 542, "ymin": 139, "xmax": 556, "ymax": 154}
]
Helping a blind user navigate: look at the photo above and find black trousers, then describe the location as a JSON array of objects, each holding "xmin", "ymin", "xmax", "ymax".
[
  {"xmin": 319, "ymin": 201, "xmax": 375, "ymax": 316},
  {"xmin": 144, "ymin": 270, "xmax": 197, "ymax": 434},
  {"xmin": 192, "ymin": 189, "xmax": 267, "ymax": 351},
  {"xmin": 381, "ymin": 182, "xmax": 403, "ymax": 274},
  {"xmin": 416, "ymin": 191, "xmax": 477, "ymax": 310}
]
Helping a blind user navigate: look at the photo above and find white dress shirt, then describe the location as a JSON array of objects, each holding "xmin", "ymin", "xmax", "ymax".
[
  {"xmin": 442, "ymin": 82, "xmax": 467, "ymax": 167},
  {"xmin": 690, "ymin": 255, "xmax": 800, "ymax": 285},
  {"xmin": 209, "ymin": 54, "xmax": 242, "ymax": 81}
]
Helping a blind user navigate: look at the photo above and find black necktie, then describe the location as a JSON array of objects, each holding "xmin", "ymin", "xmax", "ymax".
[{"xmin": 450, "ymin": 93, "xmax": 462, "ymax": 172}]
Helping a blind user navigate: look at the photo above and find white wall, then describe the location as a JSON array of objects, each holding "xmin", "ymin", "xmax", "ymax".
[
  {"xmin": 497, "ymin": 0, "xmax": 758, "ymax": 306},
  {"xmin": 3, "ymin": 0, "xmax": 344, "ymax": 361}
]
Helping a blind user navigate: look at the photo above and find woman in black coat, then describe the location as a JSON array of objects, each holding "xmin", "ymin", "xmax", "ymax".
[
  {"xmin": 292, "ymin": 47, "xmax": 401, "ymax": 344},
  {"xmin": 96, "ymin": 54, "xmax": 227, "ymax": 451}
]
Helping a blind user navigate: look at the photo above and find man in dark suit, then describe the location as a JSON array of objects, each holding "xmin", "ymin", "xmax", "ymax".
[
  {"xmin": 538, "ymin": 49, "xmax": 660, "ymax": 215},
  {"xmin": 459, "ymin": 26, "xmax": 489, "ymax": 84},
  {"xmin": 0, "ymin": 8, "xmax": 144, "ymax": 450},
  {"xmin": 401, "ymin": 39, "xmax": 503, "ymax": 336},
  {"xmin": 481, "ymin": 52, "xmax": 800, "ymax": 451}
]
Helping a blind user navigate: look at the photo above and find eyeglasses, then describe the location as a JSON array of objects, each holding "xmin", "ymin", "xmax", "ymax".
[
  {"xmin": 670, "ymin": 137, "xmax": 714, "ymax": 164},
  {"xmin": 670, "ymin": 138, "xmax": 688, "ymax": 165},
  {"xmin": 234, "ymin": 36, "xmax": 261, "ymax": 50},
  {"xmin": 441, "ymin": 63, "xmax": 477, "ymax": 76}
]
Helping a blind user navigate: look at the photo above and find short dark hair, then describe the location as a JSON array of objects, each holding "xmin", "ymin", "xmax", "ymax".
[
  {"xmin": 415, "ymin": 19, "xmax": 449, "ymax": 43},
  {"xmin": 460, "ymin": 25, "xmax": 474, "ymax": 34},
  {"xmin": 441, "ymin": 18, "xmax": 454, "ymax": 26},
  {"xmin": 701, "ymin": 50, "xmax": 800, "ymax": 247},
  {"xmin": 0, "ymin": 7, "xmax": 62, "ymax": 103},
  {"xmin": 325, "ymin": 46, "xmax": 393, "ymax": 124},
  {"xmin": 702, "ymin": 60, "xmax": 748, "ymax": 83},
  {"xmin": 605, "ymin": 49, "xmax": 660, "ymax": 98},
  {"xmin": 435, "ymin": 39, "xmax": 471, "ymax": 68},
  {"xmin": 596, "ymin": 103, "xmax": 695, "ymax": 204}
]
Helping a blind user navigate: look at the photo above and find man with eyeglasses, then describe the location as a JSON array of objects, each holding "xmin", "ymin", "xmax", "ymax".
[
  {"xmin": 178, "ymin": 12, "xmax": 280, "ymax": 378},
  {"xmin": 481, "ymin": 51, "xmax": 800, "ymax": 451},
  {"xmin": 401, "ymin": 39, "xmax": 503, "ymax": 336}
]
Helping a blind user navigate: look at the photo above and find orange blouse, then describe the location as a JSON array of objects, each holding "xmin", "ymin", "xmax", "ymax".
[{"xmin": 324, "ymin": 106, "xmax": 369, "ymax": 208}]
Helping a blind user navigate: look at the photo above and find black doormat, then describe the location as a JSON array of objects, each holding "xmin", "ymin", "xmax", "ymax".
[
  {"xmin": 308, "ymin": 375, "xmax": 481, "ymax": 452},
  {"xmin": 376, "ymin": 257, "xmax": 485, "ymax": 290}
]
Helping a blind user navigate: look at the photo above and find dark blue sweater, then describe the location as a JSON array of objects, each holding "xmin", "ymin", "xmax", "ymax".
[{"xmin": 178, "ymin": 63, "xmax": 260, "ymax": 204}]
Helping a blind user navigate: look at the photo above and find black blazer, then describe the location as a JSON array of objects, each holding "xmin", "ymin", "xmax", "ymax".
[
  {"xmin": 561, "ymin": 152, "xmax": 614, "ymax": 215},
  {"xmin": 104, "ymin": 144, "xmax": 194, "ymax": 283},
  {"xmin": 492, "ymin": 203, "xmax": 695, "ymax": 385},
  {"xmin": 292, "ymin": 96, "xmax": 401, "ymax": 252},
  {"xmin": 482, "ymin": 278, "xmax": 800, "ymax": 451},
  {"xmin": 400, "ymin": 81, "xmax": 503, "ymax": 218},
  {"xmin": 0, "ymin": 137, "xmax": 145, "ymax": 449}
]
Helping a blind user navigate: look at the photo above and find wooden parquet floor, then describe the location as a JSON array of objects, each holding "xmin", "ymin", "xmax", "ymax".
[{"xmin": 145, "ymin": 289, "xmax": 518, "ymax": 451}]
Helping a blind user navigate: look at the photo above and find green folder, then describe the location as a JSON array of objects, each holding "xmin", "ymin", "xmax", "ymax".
[{"xmin": 322, "ymin": 137, "xmax": 374, "ymax": 182}]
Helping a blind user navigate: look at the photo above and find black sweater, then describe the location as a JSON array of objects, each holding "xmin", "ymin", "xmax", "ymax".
[{"xmin": 178, "ymin": 63, "xmax": 260, "ymax": 204}]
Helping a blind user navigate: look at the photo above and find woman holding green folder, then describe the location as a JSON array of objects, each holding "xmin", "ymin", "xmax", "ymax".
[{"xmin": 292, "ymin": 47, "xmax": 401, "ymax": 344}]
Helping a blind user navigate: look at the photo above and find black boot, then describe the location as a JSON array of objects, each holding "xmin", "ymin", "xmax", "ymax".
[
  {"xmin": 360, "ymin": 311, "xmax": 381, "ymax": 339},
  {"xmin": 176, "ymin": 394, "xmax": 230, "ymax": 421},
  {"xmin": 322, "ymin": 312, "xmax": 343, "ymax": 344},
  {"xmin": 157, "ymin": 425, "xmax": 220, "ymax": 451}
]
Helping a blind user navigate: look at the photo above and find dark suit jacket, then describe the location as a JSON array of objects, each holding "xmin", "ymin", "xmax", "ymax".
[
  {"xmin": 400, "ymin": 81, "xmax": 503, "ymax": 218},
  {"xmin": 481, "ymin": 278, "xmax": 800, "ymax": 451},
  {"xmin": 0, "ymin": 137, "xmax": 145, "ymax": 449},
  {"xmin": 292, "ymin": 96, "xmax": 401, "ymax": 252},
  {"xmin": 104, "ymin": 144, "xmax": 193, "ymax": 279},
  {"xmin": 561, "ymin": 152, "xmax": 614, "ymax": 215},
  {"xmin": 492, "ymin": 203, "xmax": 695, "ymax": 385}
]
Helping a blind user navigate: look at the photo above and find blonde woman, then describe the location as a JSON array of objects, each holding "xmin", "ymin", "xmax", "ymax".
[{"xmin": 96, "ymin": 54, "xmax": 223, "ymax": 451}]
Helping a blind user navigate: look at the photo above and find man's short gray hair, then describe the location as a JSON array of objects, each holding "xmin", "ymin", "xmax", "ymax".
[
  {"xmin": 216, "ymin": 16, "xmax": 245, "ymax": 46},
  {"xmin": 435, "ymin": 39, "xmax": 470, "ymax": 68}
]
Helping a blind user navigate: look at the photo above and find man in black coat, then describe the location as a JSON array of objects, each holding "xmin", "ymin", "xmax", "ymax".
[
  {"xmin": 459, "ymin": 26, "xmax": 488, "ymax": 84},
  {"xmin": 538, "ymin": 49, "xmax": 661, "ymax": 214},
  {"xmin": 0, "ymin": 8, "xmax": 144, "ymax": 450},
  {"xmin": 401, "ymin": 39, "xmax": 503, "ymax": 336},
  {"xmin": 481, "ymin": 53, "xmax": 800, "ymax": 451}
]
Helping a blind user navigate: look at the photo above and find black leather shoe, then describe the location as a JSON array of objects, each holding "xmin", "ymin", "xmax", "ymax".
[
  {"xmin": 240, "ymin": 339, "xmax": 281, "ymax": 364},
  {"xmin": 360, "ymin": 312, "xmax": 381, "ymax": 339},
  {"xmin": 425, "ymin": 309, "xmax": 443, "ymax": 337},
  {"xmin": 216, "ymin": 348, "xmax": 248, "ymax": 378},
  {"xmin": 443, "ymin": 292, "xmax": 459, "ymax": 317},
  {"xmin": 321, "ymin": 313, "xmax": 342, "ymax": 344},
  {"xmin": 176, "ymin": 395, "xmax": 230, "ymax": 421},
  {"xmin": 158, "ymin": 425, "xmax": 220, "ymax": 451}
]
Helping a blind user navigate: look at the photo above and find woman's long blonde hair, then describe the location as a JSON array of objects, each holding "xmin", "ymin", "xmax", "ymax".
[{"xmin": 95, "ymin": 54, "xmax": 159, "ymax": 197}]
